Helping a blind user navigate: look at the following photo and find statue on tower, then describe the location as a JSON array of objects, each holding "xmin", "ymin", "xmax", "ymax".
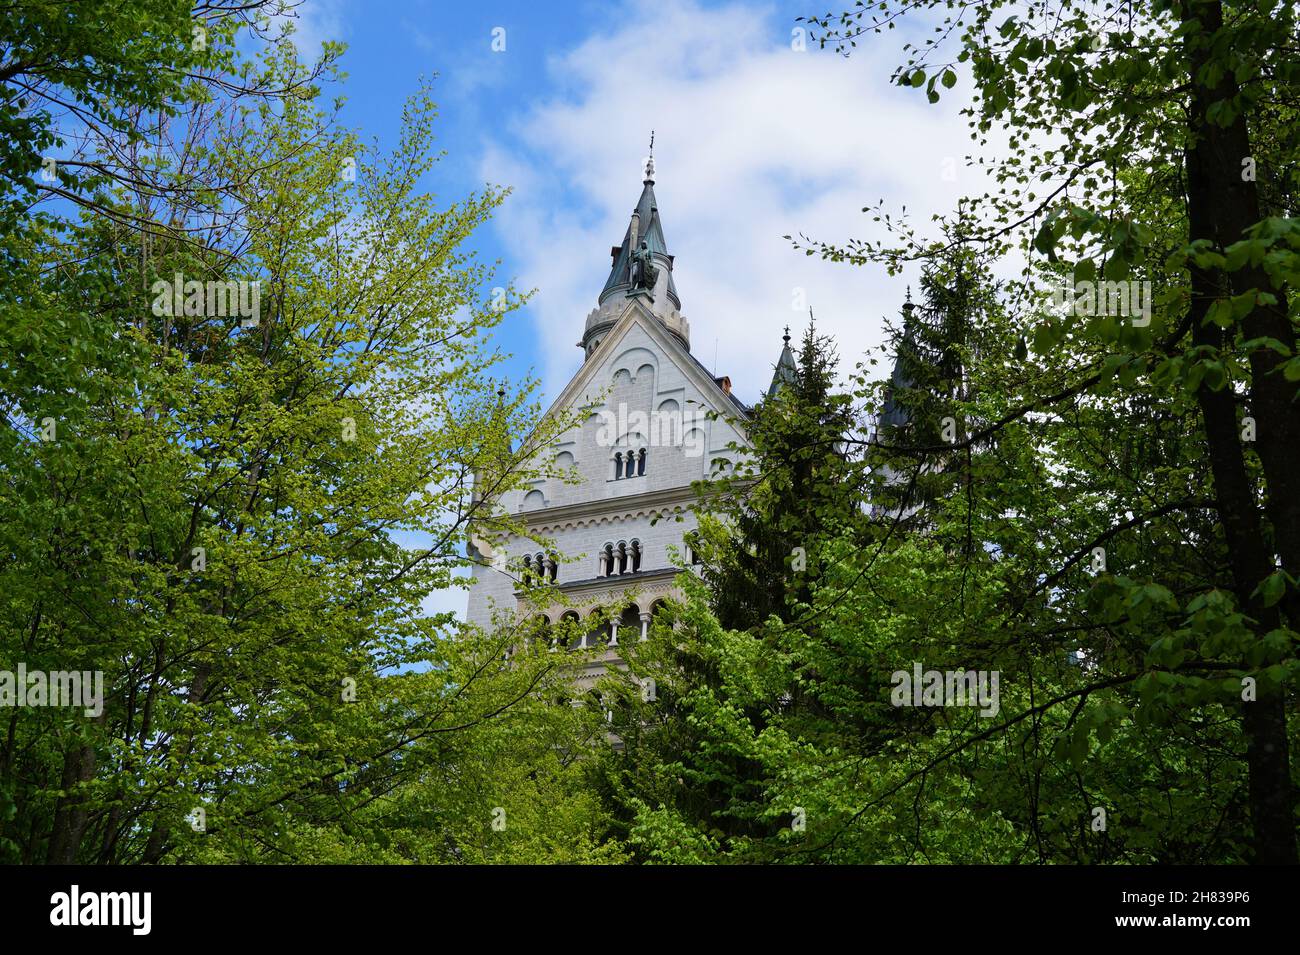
[{"xmin": 629, "ymin": 239, "xmax": 659, "ymax": 295}]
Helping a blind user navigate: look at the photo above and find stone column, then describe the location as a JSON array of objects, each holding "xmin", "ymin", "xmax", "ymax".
[{"xmin": 640, "ymin": 611, "xmax": 651, "ymax": 641}]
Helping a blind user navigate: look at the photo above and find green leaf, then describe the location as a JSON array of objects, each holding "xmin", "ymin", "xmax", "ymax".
[
  {"xmin": 1253, "ymin": 570, "xmax": 1287, "ymax": 608},
  {"xmin": 1206, "ymin": 299, "xmax": 1233, "ymax": 328}
]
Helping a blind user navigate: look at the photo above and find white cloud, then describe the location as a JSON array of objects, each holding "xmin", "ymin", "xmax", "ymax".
[
  {"xmin": 421, "ymin": 574, "xmax": 469, "ymax": 623},
  {"xmin": 284, "ymin": 0, "xmax": 348, "ymax": 59},
  {"xmin": 480, "ymin": 0, "xmax": 996, "ymax": 405}
]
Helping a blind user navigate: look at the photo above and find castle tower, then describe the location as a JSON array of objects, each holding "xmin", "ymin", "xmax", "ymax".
[{"xmin": 466, "ymin": 151, "xmax": 782, "ymax": 690}]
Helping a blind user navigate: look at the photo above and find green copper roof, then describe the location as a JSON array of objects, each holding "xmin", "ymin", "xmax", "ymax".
[
  {"xmin": 767, "ymin": 335, "xmax": 797, "ymax": 399},
  {"xmin": 600, "ymin": 178, "xmax": 680, "ymax": 307}
]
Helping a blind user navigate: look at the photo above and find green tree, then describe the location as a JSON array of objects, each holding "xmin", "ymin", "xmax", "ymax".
[
  {"xmin": 796, "ymin": 0, "xmax": 1299, "ymax": 862},
  {"xmin": 597, "ymin": 325, "xmax": 875, "ymax": 861},
  {"xmin": 0, "ymin": 34, "xmax": 579, "ymax": 862}
]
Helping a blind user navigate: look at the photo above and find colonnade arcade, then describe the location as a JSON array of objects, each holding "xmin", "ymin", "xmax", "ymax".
[{"xmin": 530, "ymin": 598, "xmax": 669, "ymax": 651}]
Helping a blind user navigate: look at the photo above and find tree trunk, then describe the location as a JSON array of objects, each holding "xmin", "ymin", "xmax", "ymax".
[{"xmin": 1181, "ymin": 0, "xmax": 1297, "ymax": 864}]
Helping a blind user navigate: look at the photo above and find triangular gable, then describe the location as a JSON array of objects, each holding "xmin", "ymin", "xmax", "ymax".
[{"xmin": 532, "ymin": 299, "xmax": 748, "ymax": 448}]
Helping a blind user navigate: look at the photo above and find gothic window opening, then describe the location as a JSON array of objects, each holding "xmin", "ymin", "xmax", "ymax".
[
  {"xmin": 526, "ymin": 614, "xmax": 550, "ymax": 655},
  {"xmin": 585, "ymin": 611, "xmax": 608, "ymax": 649},
  {"xmin": 558, "ymin": 611, "xmax": 580, "ymax": 651},
  {"xmin": 613, "ymin": 447, "xmax": 647, "ymax": 480},
  {"xmin": 615, "ymin": 604, "xmax": 642, "ymax": 646}
]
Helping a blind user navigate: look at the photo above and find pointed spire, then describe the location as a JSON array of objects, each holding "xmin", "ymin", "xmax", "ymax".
[
  {"xmin": 767, "ymin": 324, "xmax": 798, "ymax": 399},
  {"xmin": 491, "ymin": 379, "xmax": 514, "ymax": 454},
  {"xmin": 599, "ymin": 144, "xmax": 678, "ymax": 310},
  {"xmin": 880, "ymin": 293, "xmax": 921, "ymax": 432},
  {"xmin": 583, "ymin": 144, "xmax": 690, "ymax": 357}
]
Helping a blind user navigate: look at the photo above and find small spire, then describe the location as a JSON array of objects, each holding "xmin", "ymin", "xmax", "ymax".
[
  {"xmin": 644, "ymin": 130, "xmax": 655, "ymax": 181},
  {"xmin": 902, "ymin": 286, "xmax": 915, "ymax": 313},
  {"xmin": 767, "ymin": 323, "xmax": 799, "ymax": 399}
]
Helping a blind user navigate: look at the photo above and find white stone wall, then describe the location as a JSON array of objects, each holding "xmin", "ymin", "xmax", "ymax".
[{"xmin": 466, "ymin": 308, "xmax": 746, "ymax": 630}]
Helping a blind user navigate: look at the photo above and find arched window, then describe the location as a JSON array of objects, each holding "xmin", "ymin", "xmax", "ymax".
[
  {"xmin": 617, "ymin": 541, "xmax": 628, "ymax": 575},
  {"xmin": 637, "ymin": 448, "xmax": 646, "ymax": 476},
  {"xmin": 522, "ymin": 554, "xmax": 533, "ymax": 576},
  {"xmin": 600, "ymin": 542, "xmax": 614, "ymax": 577},
  {"xmin": 624, "ymin": 452, "xmax": 635, "ymax": 478},
  {"xmin": 546, "ymin": 556, "xmax": 557, "ymax": 582},
  {"xmin": 631, "ymin": 539, "xmax": 642, "ymax": 573},
  {"xmin": 613, "ymin": 452, "xmax": 623, "ymax": 480},
  {"xmin": 584, "ymin": 611, "xmax": 608, "ymax": 650},
  {"xmin": 612, "ymin": 604, "xmax": 642, "ymax": 647},
  {"xmin": 558, "ymin": 611, "xmax": 580, "ymax": 651},
  {"xmin": 526, "ymin": 614, "xmax": 550, "ymax": 655}
]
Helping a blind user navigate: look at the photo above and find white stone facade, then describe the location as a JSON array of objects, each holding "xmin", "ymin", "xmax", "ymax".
[{"xmin": 467, "ymin": 300, "xmax": 750, "ymax": 688}]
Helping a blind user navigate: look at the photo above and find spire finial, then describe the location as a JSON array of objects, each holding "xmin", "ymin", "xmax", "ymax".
[
  {"xmin": 783, "ymin": 324, "xmax": 791, "ymax": 344},
  {"xmin": 644, "ymin": 131, "xmax": 655, "ymax": 181}
]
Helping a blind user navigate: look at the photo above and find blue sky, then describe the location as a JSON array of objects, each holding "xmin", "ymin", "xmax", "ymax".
[
  {"xmin": 284, "ymin": 0, "xmax": 993, "ymax": 621},
  {"xmin": 287, "ymin": 0, "xmax": 987, "ymax": 407}
]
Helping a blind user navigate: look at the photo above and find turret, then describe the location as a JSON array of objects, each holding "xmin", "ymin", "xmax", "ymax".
[{"xmin": 581, "ymin": 138, "xmax": 690, "ymax": 357}]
